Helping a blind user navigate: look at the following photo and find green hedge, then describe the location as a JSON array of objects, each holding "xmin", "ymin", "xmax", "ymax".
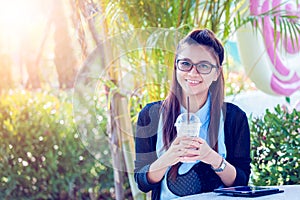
[
  {"xmin": 0, "ymin": 90, "xmax": 114, "ymax": 199},
  {"xmin": 250, "ymin": 105, "xmax": 300, "ymax": 186}
]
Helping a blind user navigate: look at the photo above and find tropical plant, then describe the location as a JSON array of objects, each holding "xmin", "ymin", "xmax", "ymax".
[{"xmin": 250, "ymin": 105, "xmax": 300, "ymax": 186}]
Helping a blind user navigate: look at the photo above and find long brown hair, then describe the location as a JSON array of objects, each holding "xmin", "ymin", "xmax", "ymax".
[{"xmin": 161, "ymin": 29, "xmax": 225, "ymax": 177}]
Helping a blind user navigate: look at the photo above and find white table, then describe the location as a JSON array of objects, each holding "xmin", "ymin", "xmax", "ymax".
[{"xmin": 175, "ymin": 185, "xmax": 300, "ymax": 200}]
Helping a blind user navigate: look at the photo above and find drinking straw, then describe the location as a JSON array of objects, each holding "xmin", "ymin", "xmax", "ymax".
[{"xmin": 187, "ymin": 96, "xmax": 190, "ymax": 124}]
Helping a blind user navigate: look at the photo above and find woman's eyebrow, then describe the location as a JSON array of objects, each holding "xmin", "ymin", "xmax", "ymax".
[
  {"xmin": 177, "ymin": 57, "xmax": 214, "ymax": 64},
  {"xmin": 176, "ymin": 57, "xmax": 191, "ymax": 60}
]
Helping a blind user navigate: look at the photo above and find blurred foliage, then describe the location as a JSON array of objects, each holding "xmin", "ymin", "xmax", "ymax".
[
  {"xmin": 224, "ymin": 71, "xmax": 257, "ymax": 96},
  {"xmin": 0, "ymin": 90, "xmax": 115, "ymax": 199},
  {"xmin": 250, "ymin": 105, "xmax": 300, "ymax": 186}
]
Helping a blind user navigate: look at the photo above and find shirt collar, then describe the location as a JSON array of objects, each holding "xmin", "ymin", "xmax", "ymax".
[{"xmin": 180, "ymin": 93, "xmax": 211, "ymax": 124}]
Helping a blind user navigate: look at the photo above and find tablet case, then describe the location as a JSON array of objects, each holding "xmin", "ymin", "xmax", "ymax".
[{"xmin": 214, "ymin": 186, "xmax": 284, "ymax": 197}]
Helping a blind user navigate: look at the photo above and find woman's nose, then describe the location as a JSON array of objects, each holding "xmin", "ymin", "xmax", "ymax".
[{"xmin": 189, "ymin": 65, "xmax": 200, "ymax": 74}]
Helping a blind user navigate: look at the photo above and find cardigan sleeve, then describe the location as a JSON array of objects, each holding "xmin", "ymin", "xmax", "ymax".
[
  {"xmin": 224, "ymin": 103, "xmax": 252, "ymax": 186},
  {"xmin": 134, "ymin": 102, "xmax": 162, "ymax": 193}
]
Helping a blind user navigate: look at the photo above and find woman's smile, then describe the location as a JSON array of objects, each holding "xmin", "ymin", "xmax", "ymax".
[{"xmin": 186, "ymin": 78, "xmax": 201, "ymax": 86}]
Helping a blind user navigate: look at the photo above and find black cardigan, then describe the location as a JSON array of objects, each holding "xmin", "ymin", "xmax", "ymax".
[{"xmin": 134, "ymin": 101, "xmax": 251, "ymax": 200}]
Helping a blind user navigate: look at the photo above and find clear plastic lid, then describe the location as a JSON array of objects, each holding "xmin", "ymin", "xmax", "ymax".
[{"xmin": 174, "ymin": 113, "xmax": 201, "ymax": 126}]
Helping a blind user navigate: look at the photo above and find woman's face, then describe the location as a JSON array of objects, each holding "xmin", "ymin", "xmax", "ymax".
[{"xmin": 176, "ymin": 44, "xmax": 220, "ymax": 99}]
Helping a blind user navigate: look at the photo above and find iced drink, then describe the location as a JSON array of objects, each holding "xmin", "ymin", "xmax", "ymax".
[{"xmin": 174, "ymin": 113, "xmax": 201, "ymax": 137}]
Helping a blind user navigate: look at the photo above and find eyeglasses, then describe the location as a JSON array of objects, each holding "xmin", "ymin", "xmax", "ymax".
[{"xmin": 176, "ymin": 58, "xmax": 218, "ymax": 74}]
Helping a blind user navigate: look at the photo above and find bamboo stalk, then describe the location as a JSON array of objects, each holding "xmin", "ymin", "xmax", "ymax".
[
  {"xmin": 109, "ymin": 92, "xmax": 125, "ymax": 200},
  {"xmin": 114, "ymin": 95, "xmax": 146, "ymax": 200}
]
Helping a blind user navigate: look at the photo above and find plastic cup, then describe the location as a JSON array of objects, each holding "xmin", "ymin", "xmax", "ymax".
[{"xmin": 174, "ymin": 113, "xmax": 201, "ymax": 137}]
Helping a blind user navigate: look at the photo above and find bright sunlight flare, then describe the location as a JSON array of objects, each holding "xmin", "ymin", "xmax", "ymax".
[{"xmin": 0, "ymin": 0, "xmax": 48, "ymax": 45}]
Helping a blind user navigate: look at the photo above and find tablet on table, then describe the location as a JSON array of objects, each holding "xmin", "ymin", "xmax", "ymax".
[{"xmin": 214, "ymin": 186, "xmax": 284, "ymax": 197}]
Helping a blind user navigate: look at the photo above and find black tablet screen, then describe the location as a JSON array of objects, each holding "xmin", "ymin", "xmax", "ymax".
[{"xmin": 214, "ymin": 186, "xmax": 284, "ymax": 197}]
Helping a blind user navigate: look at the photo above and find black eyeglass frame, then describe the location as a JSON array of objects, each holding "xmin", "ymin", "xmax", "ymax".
[{"xmin": 176, "ymin": 58, "xmax": 219, "ymax": 74}]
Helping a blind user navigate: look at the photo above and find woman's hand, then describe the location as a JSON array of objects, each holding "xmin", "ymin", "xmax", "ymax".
[
  {"xmin": 178, "ymin": 137, "xmax": 220, "ymax": 165},
  {"xmin": 147, "ymin": 136, "xmax": 195, "ymax": 183},
  {"xmin": 158, "ymin": 136, "xmax": 192, "ymax": 167},
  {"xmin": 161, "ymin": 136, "xmax": 216, "ymax": 165},
  {"xmin": 148, "ymin": 136, "xmax": 223, "ymax": 183}
]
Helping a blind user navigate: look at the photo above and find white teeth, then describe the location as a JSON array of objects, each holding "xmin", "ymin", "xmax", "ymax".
[{"xmin": 187, "ymin": 79, "xmax": 200, "ymax": 84}]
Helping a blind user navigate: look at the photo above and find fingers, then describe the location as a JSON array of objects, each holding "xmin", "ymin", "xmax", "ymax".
[
  {"xmin": 179, "ymin": 140, "xmax": 199, "ymax": 148},
  {"xmin": 184, "ymin": 148, "xmax": 200, "ymax": 155},
  {"xmin": 179, "ymin": 148, "xmax": 199, "ymax": 162},
  {"xmin": 177, "ymin": 136, "xmax": 206, "ymax": 145},
  {"xmin": 173, "ymin": 135, "xmax": 191, "ymax": 142},
  {"xmin": 168, "ymin": 136, "xmax": 209, "ymax": 164},
  {"xmin": 169, "ymin": 138, "xmax": 186, "ymax": 158},
  {"xmin": 166, "ymin": 136, "xmax": 214, "ymax": 164},
  {"xmin": 189, "ymin": 137, "xmax": 205, "ymax": 144},
  {"xmin": 172, "ymin": 136, "xmax": 184, "ymax": 145}
]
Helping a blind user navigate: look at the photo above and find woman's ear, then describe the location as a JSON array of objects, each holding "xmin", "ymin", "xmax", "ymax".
[{"xmin": 213, "ymin": 66, "xmax": 222, "ymax": 81}]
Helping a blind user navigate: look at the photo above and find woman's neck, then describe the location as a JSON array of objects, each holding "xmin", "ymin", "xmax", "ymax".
[{"xmin": 182, "ymin": 93, "xmax": 208, "ymax": 113}]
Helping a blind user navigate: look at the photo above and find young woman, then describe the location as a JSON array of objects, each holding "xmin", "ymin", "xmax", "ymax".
[{"xmin": 134, "ymin": 29, "xmax": 251, "ymax": 199}]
